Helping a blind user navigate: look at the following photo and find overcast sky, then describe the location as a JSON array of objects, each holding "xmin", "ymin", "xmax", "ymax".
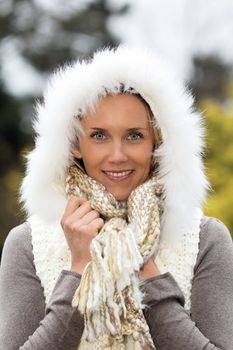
[
  {"xmin": 1, "ymin": 0, "xmax": 233, "ymax": 96},
  {"xmin": 109, "ymin": 0, "xmax": 233, "ymax": 80}
]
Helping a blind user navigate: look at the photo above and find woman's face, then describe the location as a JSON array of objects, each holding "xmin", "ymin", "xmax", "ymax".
[{"xmin": 73, "ymin": 94, "xmax": 155, "ymax": 201}]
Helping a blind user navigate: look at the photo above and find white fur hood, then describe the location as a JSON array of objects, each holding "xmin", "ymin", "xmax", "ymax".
[{"xmin": 20, "ymin": 46, "xmax": 209, "ymax": 239}]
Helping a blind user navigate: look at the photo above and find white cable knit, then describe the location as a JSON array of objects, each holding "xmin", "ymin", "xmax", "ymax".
[
  {"xmin": 29, "ymin": 208, "xmax": 202, "ymax": 319},
  {"xmin": 155, "ymin": 208, "xmax": 202, "ymax": 311}
]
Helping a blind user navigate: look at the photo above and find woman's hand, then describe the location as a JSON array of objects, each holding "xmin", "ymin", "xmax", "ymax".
[
  {"xmin": 60, "ymin": 196, "xmax": 104, "ymax": 274},
  {"xmin": 139, "ymin": 257, "xmax": 160, "ymax": 280}
]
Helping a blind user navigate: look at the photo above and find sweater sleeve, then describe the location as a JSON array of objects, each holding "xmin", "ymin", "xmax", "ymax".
[
  {"xmin": 141, "ymin": 217, "xmax": 233, "ymax": 350},
  {"xmin": 0, "ymin": 223, "xmax": 84, "ymax": 350}
]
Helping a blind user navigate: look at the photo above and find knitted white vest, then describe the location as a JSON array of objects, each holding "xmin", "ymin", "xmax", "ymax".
[{"xmin": 29, "ymin": 208, "xmax": 202, "ymax": 315}]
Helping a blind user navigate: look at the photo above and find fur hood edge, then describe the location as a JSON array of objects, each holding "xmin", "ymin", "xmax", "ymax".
[{"xmin": 20, "ymin": 46, "xmax": 209, "ymax": 238}]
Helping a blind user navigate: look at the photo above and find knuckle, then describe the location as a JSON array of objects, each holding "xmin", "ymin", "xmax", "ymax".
[
  {"xmin": 69, "ymin": 195, "xmax": 77, "ymax": 202},
  {"xmin": 79, "ymin": 225, "xmax": 94, "ymax": 239},
  {"xmin": 98, "ymin": 218, "xmax": 104, "ymax": 226},
  {"xmin": 90, "ymin": 218, "xmax": 104, "ymax": 233},
  {"xmin": 81, "ymin": 225, "xmax": 90, "ymax": 235},
  {"xmin": 92, "ymin": 210, "xmax": 100, "ymax": 218},
  {"xmin": 85, "ymin": 202, "xmax": 92, "ymax": 211},
  {"xmin": 70, "ymin": 222, "xmax": 81, "ymax": 232},
  {"xmin": 66, "ymin": 196, "xmax": 86, "ymax": 210},
  {"xmin": 77, "ymin": 198, "xmax": 87, "ymax": 207},
  {"xmin": 61, "ymin": 217, "xmax": 80, "ymax": 233},
  {"xmin": 72, "ymin": 195, "xmax": 84, "ymax": 203},
  {"xmin": 60, "ymin": 216, "xmax": 69, "ymax": 230}
]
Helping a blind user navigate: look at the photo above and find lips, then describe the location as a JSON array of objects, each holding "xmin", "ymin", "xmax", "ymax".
[{"xmin": 103, "ymin": 170, "xmax": 133, "ymax": 181}]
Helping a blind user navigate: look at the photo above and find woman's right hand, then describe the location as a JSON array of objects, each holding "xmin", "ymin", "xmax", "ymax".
[{"xmin": 60, "ymin": 196, "xmax": 104, "ymax": 274}]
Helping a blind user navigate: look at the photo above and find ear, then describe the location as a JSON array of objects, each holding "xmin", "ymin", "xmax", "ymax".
[{"xmin": 72, "ymin": 148, "xmax": 82, "ymax": 159}]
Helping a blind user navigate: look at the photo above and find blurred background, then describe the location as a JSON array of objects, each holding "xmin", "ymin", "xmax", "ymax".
[{"xmin": 1, "ymin": 0, "xmax": 233, "ymax": 258}]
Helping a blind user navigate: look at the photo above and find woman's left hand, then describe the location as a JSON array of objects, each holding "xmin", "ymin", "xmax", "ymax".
[{"xmin": 139, "ymin": 258, "xmax": 160, "ymax": 280}]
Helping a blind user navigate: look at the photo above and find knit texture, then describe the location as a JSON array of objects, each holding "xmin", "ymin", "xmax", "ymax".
[
  {"xmin": 65, "ymin": 164, "xmax": 163, "ymax": 349},
  {"xmin": 28, "ymin": 174, "xmax": 202, "ymax": 350},
  {"xmin": 28, "ymin": 210, "xmax": 202, "ymax": 350}
]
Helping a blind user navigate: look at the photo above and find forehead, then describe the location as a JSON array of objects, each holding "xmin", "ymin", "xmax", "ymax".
[{"xmin": 81, "ymin": 94, "xmax": 151, "ymax": 128}]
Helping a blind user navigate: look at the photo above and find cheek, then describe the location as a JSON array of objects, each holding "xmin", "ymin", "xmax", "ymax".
[
  {"xmin": 81, "ymin": 154, "xmax": 97, "ymax": 170},
  {"xmin": 81, "ymin": 146, "xmax": 106, "ymax": 171},
  {"xmin": 134, "ymin": 145, "xmax": 153, "ymax": 164},
  {"xmin": 135, "ymin": 148, "xmax": 154, "ymax": 178}
]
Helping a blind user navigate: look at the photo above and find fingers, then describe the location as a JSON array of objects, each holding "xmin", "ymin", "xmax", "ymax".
[
  {"xmin": 60, "ymin": 196, "xmax": 87, "ymax": 231},
  {"xmin": 61, "ymin": 196, "xmax": 105, "ymax": 274},
  {"xmin": 63, "ymin": 196, "xmax": 86, "ymax": 218},
  {"xmin": 78, "ymin": 218, "xmax": 104, "ymax": 238},
  {"xmin": 88, "ymin": 217, "xmax": 105, "ymax": 233},
  {"xmin": 73, "ymin": 209, "xmax": 100, "ymax": 228},
  {"xmin": 69, "ymin": 201, "xmax": 94, "ymax": 221},
  {"xmin": 61, "ymin": 197, "xmax": 92, "ymax": 228},
  {"xmin": 61, "ymin": 196, "xmax": 103, "ymax": 234}
]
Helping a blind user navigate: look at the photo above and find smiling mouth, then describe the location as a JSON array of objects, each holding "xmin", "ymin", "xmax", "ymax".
[{"xmin": 103, "ymin": 170, "xmax": 133, "ymax": 181}]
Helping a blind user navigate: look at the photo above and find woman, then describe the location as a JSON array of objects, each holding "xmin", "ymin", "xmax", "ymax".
[{"xmin": 0, "ymin": 46, "xmax": 233, "ymax": 349}]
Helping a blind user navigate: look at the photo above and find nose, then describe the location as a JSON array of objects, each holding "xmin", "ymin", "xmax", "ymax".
[{"xmin": 108, "ymin": 141, "xmax": 128, "ymax": 163}]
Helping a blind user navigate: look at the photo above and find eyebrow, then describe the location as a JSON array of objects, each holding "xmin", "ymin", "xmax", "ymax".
[{"xmin": 89, "ymin": 127, "xmax": 149, "ymax": 131}]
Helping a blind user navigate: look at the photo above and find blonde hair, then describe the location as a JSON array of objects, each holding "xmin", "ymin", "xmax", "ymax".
[{"xmin": 134, "ymin": 93, "xmax": 162, "ymax": 149}]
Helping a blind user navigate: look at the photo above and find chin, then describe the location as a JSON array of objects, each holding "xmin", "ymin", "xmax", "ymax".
[{"xmin": 109, "ymin": 190, "xmax": 130, "ymax": 201}]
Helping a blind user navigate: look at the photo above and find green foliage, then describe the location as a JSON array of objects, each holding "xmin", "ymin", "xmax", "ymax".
[{"xmin": 200, "ymin": 93, "xmax": 233, "ymax": 235}]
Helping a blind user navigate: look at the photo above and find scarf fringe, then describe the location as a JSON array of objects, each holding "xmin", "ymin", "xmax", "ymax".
[{"xmin": 67, "ymin": 165, "xmax": 161, "ymax": 348}]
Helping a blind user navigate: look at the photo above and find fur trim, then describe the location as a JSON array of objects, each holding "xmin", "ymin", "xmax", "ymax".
[{"xmin": 20, "ymin": 46, "xmax": 209, "ymax": 239}]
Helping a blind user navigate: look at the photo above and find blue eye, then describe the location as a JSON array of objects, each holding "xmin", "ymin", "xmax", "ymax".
[
  {"xmin": 128, "ymin": 132, "xmax": 143, "ymax": 140},
  {"xmin": 91, "ymin": 131, "xmax": 106, "ymax": 140}
]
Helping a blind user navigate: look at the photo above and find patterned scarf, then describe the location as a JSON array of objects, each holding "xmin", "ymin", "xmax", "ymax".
[{"xmin": 65, "ymin": 164, "xmax": 164, "ymax": 349}]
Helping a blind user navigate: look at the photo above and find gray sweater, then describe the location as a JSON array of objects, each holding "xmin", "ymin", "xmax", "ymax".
[{"xmin": 0, "ymin": 216, "xmax": 233, "ymax": 350}]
